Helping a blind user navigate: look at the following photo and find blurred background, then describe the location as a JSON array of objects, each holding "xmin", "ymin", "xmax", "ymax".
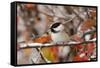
[{"xmin": 17, "ymin": 3, "xmax": 96, "ymax": 65}]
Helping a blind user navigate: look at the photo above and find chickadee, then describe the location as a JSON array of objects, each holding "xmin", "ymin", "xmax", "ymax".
[
  {"xmin": 50, "ymin": 22, "xmax": 70, "ymax": 42},
  {"xmin": 50, "ymin": 22, "xmax": 70, "ymax": 62}
]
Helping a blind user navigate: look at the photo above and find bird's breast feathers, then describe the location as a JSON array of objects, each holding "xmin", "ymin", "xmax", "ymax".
[{"xmin": 51, "ymin": 32, "xmax": 70, "ymax": 43}]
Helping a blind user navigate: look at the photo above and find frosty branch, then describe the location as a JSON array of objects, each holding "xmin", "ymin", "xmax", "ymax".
[{"xmin": 18, "ymin": 38, "xmax": 96, "ymax": 50}]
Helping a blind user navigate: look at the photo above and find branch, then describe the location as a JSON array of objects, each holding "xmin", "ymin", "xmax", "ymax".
[
  {"xmin": 18, "ymin": 29, "xmax": 96, "ymax": 50},
  {"xmin": 38, "ymin": 9, "xmax": 76, "ymax": 23},
  {"xmin": 70, "ymin": 7, "xmax": 85, "ymax": 21},
  {"xmin": 18, "ymin": 38, "xmax": 96, "ymax": 50},
  {"xmin": 37, "ymin": 48, "xmax": 51, "ymax": 63},
  {"xmin": 34, "ymin": 48, "xmax": 49, "ymax": 63}
]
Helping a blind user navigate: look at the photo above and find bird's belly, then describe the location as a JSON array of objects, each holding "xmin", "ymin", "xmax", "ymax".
[
  {"xmin": 51, "ymin": 32, "xmax": 70, "ymax": 60},
  {"xmin": 51, "ymin": 32, "xmax": 70, "ymax": 43}
]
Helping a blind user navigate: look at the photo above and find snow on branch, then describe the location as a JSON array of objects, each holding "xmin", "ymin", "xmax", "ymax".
[{"xmin": 18, "ymin": 38, "xmax": 96, "ymax": 50}]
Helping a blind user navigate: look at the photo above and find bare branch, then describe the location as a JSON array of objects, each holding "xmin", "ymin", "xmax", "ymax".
[
  {"xmin": 36, "ymin": 48, "xmax": 49, "ymax": 63},
  {"xmin": 38, "ymin": 8, "xmax": 76, "ymax": 23},
  {"xmin": 70, "ymin": 7, "xmax": 85, "ymax": 21}
]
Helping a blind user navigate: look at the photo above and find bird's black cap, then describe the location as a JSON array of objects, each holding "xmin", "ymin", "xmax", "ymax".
[
  {"xmin": 51, "ymin": 22, "xmax": 61, "ymax": 28},
  {"xmin": 50, "ymin": 22, "xmax": 61, "ymax": 33}
]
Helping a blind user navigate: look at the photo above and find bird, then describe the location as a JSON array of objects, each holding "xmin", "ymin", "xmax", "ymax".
[{"xmin": 50, "ymin": 22, "xmax": 71, "ymax": 62}]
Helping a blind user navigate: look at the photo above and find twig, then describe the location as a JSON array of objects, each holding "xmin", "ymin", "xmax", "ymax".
[
  {"xmin": 70, "ymin": 7, "xmax": 85, "ymax": 21},
  {"xmin": 36, "ymin": 48, "xmax": 49, "ymax": 63},
  {"xmin": 38, "ymin": 9, "xmax": 76, "ymax": 23}
]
